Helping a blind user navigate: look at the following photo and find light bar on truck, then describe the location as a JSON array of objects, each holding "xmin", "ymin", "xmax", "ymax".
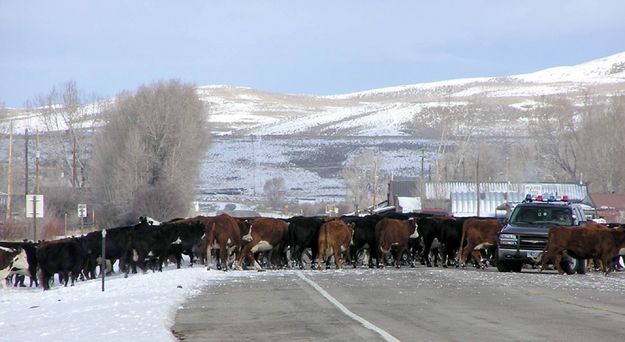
[{"xmin": 524, "ymin": 193, "xmax": 570, "ymax": 203}]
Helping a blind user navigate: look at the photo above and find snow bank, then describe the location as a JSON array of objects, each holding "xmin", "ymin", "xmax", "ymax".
[{"xmin": 0, "ymin": 266, "xmax": 228, "ymax": 342}]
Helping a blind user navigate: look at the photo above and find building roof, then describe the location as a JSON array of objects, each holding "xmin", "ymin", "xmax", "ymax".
[
  {"xmin": 590, "ymin": 193, "xmax": 625, "ymax": 210},
  {"xmin": 425, "ymin": 182, "xmax": 590, "ymax": 203}
]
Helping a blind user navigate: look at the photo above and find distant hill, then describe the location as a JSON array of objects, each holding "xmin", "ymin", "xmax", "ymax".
[
  {"xmin": 201, "ymin": 52, "xmax": 625, "ymax": 137},
  {"xmin": 3, "ymin": 52, "xmax": 625, "ymax": 137}
]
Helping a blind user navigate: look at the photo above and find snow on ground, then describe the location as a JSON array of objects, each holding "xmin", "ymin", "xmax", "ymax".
[{"xmin": 0, "ymin": 265, "xmax": 230, "ymax": 342}]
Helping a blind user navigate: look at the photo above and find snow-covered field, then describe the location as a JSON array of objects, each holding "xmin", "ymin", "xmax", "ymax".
[
  {"xmin": 198, "ymin": 135, "xmax": 441, "ymax": 206},
  {"xmin": 0, "ymin": 265, "xmax": 229, "ymax": 342}
]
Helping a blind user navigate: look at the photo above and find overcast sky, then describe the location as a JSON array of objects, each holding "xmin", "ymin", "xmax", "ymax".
[{"xmin": 1, "ymin": 1, "xmax": 625, "ymax": 107}]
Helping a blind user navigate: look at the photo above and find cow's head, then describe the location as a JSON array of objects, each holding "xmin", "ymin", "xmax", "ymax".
[
  {"xmin": 242, "ymin": 223, "xmax": 253, "ymax": 242},
  {"xmin": 348, "ymin": 222, "xmax": 356, "ymax": 245},
  {"xmin": 408, "ymin": 218, "xmax": 419, "ymax": 239}
]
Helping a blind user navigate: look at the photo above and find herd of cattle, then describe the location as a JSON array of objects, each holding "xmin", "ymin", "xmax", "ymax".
[{"xmin": 1, "ymin": 212, "xmax": 625, "ymax": 291}]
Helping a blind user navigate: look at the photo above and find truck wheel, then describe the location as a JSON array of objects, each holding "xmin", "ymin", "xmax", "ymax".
[
  {"xmin": 560, "ymin": 257, "xmax": 577, "ymax": 275},
  {"xmin": 575, "ymin": 259, "xmax": 587, "ymax": 274},
  {"xmin": 511, "ymin": 262, "xmax": 523, "ymax": 273}
]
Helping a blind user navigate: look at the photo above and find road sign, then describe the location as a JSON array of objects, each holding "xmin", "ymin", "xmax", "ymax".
[
  {"xmin": 77, "ymin": 204, "xmax": 87, "ymax": 218},
  {"xmin": 25, "ymin": 195, "xmax": 44, "ymax": 218}
]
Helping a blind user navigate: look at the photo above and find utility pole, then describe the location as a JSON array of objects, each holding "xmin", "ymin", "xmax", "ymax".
[
  {"xmin": 72, "ymin": 133, "xmax": 77, "ymax": 188},
  {"xmin": 251, "ymin": 135, "xmax": 256, "ymax": 196},
  {"xmin": 420, "ymin": 150, "xmax": 425, "ymax": 181},
  {"xmin": 372, "ymin": 158, "xmax": 379, "ymax": 208},
  {"xmin": 5, "ymin": 121, "xmax": 13, "ymax": 224},
  {"xmin": 32, "ymin": 195, "xmax": 37, "ymax": 241},
  {"xmin": 476, "ymin": 153, "xmax": 481, "ymax": 217},
  {"xmin": 24, "ymin": 128, "xmax": 28, "ymax": 195},
  {"xmin": 36, "ymin": 130, "xmax": 40, "ymax": 194}
]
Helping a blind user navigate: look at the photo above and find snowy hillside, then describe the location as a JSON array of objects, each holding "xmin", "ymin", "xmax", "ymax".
[
  {"xmin": 2, "ymin": 52, "xmax": 624, "ymax": 137},
  {"xmin": 201, "ymin": 52, "xmax": 625, "ymax": 137}
]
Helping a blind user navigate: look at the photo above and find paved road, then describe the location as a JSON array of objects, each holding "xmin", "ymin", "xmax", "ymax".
[{"xmin": 172, "ymin": 267, "xmax": 625, "ymax": 341}]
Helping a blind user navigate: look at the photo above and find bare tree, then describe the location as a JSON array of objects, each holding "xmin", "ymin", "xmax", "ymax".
[
  {"xmin": 342, "ymin": 149, "xmax": 385, "ymax": 212},
  {"xmin": 27, "ymin": 81, "xmax": 102, "ymax": 188},
  {"xmin": 90, "ymin": 80, "xmax": 209, "ymax": 226},
  {"xmin": 263, "ymin": 177, "xmax": 286, "ymax": 209},
  {"xmin": 529, "ymin": 97, "xmax": 581, "ymax": 182}
]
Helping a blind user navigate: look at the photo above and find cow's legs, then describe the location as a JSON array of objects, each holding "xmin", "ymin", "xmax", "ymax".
[
  {"xmin": 219, "ymin": 245, "xmax": 228, "ymax": 272},
  {"xmin": 461, "ymin": 242, "xmax": 477, "ymax": 268},
  {"xmin": 206, "ymin": 245, "xmax": 214, "ymax": 271},
  {"xmin": 395, "ymin": 247, "xmax": 405, "ymax": 268},
  {"xmin": 422, "ymin": 237, "xmax": 433, "ymax": 267},
  {"xmin": 553, "ymin": 254, "xmax": 565, "ymax": 274},
  {"xmin": 471, "ymin": 250, "xmax": 483, "ymax": 268}
]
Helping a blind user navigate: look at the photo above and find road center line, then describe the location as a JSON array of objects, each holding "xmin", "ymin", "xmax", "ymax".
[{"xmin": 295, "ymin": 271, "xmax": 400, "ymax": 342}]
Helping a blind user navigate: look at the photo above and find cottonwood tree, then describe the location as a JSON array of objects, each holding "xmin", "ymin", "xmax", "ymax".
[
  {"xmin": 529, "ymin": 94, "xmax": 625, "ymax": 192},
  {"xmin": 264, "ymin": 177, "xmax": 286, "ymax": 209},
  {"xmin": 342, "ymin": 149, "xmax": 385, "ymax": 212},
  {"xmin": 529, "ymin": 97, "xmax": 581, "ymax": 182},
  {"xmin": 576, "ymin": 95, "xmax": 625, "ymax": 192},
  {"xmin": 90, "ymin": 80, "xmax": 209, "ymax": 226}
]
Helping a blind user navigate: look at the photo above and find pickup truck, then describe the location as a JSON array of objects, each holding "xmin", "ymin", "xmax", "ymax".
[{"xmin": 496, "ymin": 196, "xmax": 588, "ymax": 274}]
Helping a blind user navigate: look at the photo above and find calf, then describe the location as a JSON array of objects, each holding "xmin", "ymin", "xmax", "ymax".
[
  {"xmin": 204, "ymin": 214, "xmax": 242, "ymax": 271},
  {"xmin": 237, "ymin": 218, "xmax": 289, "ymax": 271},
  {"xmin": 315, "ymin": 220, "xmax": 354, "ymax": 270},
  {"xmin": 376, "ymin": 218, "xmax": 418, "ymax": 268},
  {"xmin": 541, "ymin": 225, "xmax": 625, "ymax": 275},
  {"xmin": 458, "ymin": 218, "xmax": 503, "ymax": 268}
]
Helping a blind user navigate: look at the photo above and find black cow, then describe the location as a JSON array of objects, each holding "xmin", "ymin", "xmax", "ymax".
[
  {"xmin": 37, "ymin": 238, "xmax": 86, "ymax": 290},
  {"xmin": 158, "ymin": 217, "xmax": 206, "ymax": 268},
  {"xmin": 288, "ymin": 216, "xmax": 325, "ymax": 269},
  {"xmin": 78, "ymin": 223, "xmax": 139, "ymax": 279},
  {"xmin": 439, "ymin": 218, "xmax": 464, "ymax": 268},
  {"xmin": 341, "ymin": 215, "xmax": 382, "ymax": 268},
  {"xmin": 129, "ymin": 223, "xmax": 171, "ymax": 273},
  {"xmin": 416, "ymin": 216, "xmax": 447, "ymax": 267}
]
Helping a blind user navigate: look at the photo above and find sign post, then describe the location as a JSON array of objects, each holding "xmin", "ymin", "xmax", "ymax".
[
  {"xmin": 25, "ymin": 195, "xmax": 44, "ymax": 241},
  {"xmin": 101, "ymin": 229, "xmax": 106, "ymax": 292},
  {"xmin": 77, "ymin": 204, "xmax": 87, "ymax": 234}
]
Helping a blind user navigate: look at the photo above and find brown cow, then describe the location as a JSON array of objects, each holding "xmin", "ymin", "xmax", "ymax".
[
  {"xmin": 0, "ymin": 247, "xmax": 21, "ymax": 288},
  {"xmin": 237, "ymin": 218, "xmax": 289, "ymax": 271},
  {"xmin": 376, "ymin": 218, "xmax": 418, "ymax": 268},
  {"xmin": 458, "ymin": 218, "xmax": 503, "ymax": 268},
  {"xmin": 541, "ymin": 224, "xmax": 625, "ymax": 275},
  {"xmin": 316, "ymin": 220, "xmax": 354, "ymax": 270},
  {"xmin": 203, "ymin": 214, "xmax": 242, "ymax": 271}
]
